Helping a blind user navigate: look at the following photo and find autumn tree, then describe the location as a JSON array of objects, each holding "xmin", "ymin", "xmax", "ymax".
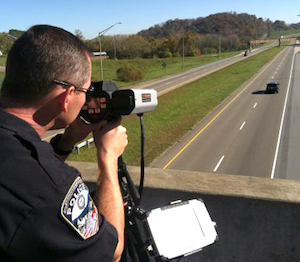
[
  {"xmin": 273, "ymin": 20, "xmax": 289, "ymax": 31},
  {"xmin": 0, "ymin": 33, "xmax": 15, "ymax": 53},
  {"xmin": 101, "ymin": 35, "xmax": 152, "ymax": 59},
  {"xmin": 75, "ymin": 29, "xmax": 85, "ymax": 41},
  {"xmin": 85, "ymin": 39, "xmax": 99, "ymax": 52}
]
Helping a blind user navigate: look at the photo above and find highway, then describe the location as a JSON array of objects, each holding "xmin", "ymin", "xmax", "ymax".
[
  {"xmin": 42, "ymin": 43, "xmax": 276, "ymax": 141},
  {"xmin": 152, "ymin": 43, "xmax": 300, "ymax": 180}
]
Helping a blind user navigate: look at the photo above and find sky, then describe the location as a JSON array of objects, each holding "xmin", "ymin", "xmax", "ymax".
[{"xmin": 1, "ymin": 0, "xmax": 300, "ymax": 39}]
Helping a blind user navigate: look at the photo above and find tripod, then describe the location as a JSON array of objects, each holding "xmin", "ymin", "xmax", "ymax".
[{"xmin": 118, "ymin": 114, "xmax": 163, "ymax": 262}]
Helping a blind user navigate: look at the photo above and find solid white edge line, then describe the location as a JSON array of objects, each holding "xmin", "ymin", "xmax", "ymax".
[
  {"xmin": 214, "ymin": 155, "xmax": 225, "ymax": 172},
  {"xmin": 270, "ymin": 49, "xmax": 296, "ymax": 179},
  {"xmin": 240, "ymin": 121, "xmax": 246, "ymax": 130}
]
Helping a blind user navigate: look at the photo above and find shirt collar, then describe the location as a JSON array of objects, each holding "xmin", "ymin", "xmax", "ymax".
[{"xmin": 0, "ymin": 108, "xmax": 41, "ymax": 142}]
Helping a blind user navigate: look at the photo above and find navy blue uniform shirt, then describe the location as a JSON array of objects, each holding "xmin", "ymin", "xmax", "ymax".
[{"xmin": 0, "ymin": 108, "xmax": 118, "ymax": 261}]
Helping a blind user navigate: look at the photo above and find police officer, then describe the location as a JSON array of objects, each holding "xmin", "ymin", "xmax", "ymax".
[{"xmin": 0, "ymin": 25, "xmax": 127, "ymax": 261}]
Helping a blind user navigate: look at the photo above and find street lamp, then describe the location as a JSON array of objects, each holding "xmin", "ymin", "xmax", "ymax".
[
  {"xmin": 113, "ymin": 35, "xmax": 117, "ymax": 60},
  {"xmin": 182, "ymin": 36, "xmax": 185, "ymax": 69},
  {"xmin": 98, "ymin": 22, "xmax": 122, "ymax": 80},
  {"xmin": 218, "ymin": 36, "xmax": 221, "ymax": 58}
]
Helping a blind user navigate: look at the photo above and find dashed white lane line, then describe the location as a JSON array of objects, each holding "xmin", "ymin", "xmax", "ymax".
[
  {"xmin": 253, "ymin": 103, "xmax": 257, "ymax": 108},
  {"xmin": 239, "ymin": 121, "xmax": 246, "ymax": 130},
  {"xmin": 214, "ymin": 155, "xmax": 225, "ymax": 172}
]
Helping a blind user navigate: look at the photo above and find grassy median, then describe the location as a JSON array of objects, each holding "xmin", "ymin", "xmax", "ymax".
[{"xmin": 68, "ymin": 46, "xmax": 284, "ymax": 165}]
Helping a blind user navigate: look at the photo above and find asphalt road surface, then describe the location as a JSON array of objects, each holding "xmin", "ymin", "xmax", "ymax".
[
  {"xmin": 152, "ymin": 43, "xmax": 300, "ymax": 180},
  {"xmin": 274, "ymin": 47, "xmax": 300, "ymax": 180}
]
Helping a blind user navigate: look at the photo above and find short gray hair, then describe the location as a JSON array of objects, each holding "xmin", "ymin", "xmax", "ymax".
[{"xmin": 1, "ymin": 25, "xmax": 90, "ymax": 106}]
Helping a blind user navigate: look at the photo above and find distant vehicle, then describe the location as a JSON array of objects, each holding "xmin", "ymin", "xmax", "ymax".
[{"xmin": 266, "ymin": 82, "xmax": 279, "ymax": 94}]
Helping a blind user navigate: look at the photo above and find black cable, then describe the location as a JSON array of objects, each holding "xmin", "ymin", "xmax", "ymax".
[{"xmin": 137, "ymin": 113, "xmax": 145, "ymax": 204}]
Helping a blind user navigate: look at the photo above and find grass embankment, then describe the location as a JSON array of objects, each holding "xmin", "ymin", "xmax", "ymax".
[
  {"xmin": 68, "ymin": 46, "xmax": 284, "ymax": 165},
  {"xmin": 269, "ymin": 29, "xmax": 300, "ymax": 39},
  {"xmin": 0, "ymin": 56, "xmax": 6, "ymax": 85},
  {"xmin": 91, "ymin": 51, "xmax": 245, "ymax": 87},
  {"xmin": 0, "ymin": 72, "xmax": 4, "ymax": 84},
  {"xmin": 0, "ymin": 56, "xmax": 6, "ymax": 67}
]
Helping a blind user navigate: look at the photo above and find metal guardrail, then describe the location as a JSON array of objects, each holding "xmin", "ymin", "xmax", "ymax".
[
  {"xmin": 74, "ymin": 137, "xmax": 94, "ymax": 153},
  {"xmin": 251, "ymin": 37, "xmax": 300, "ymax": 44}
]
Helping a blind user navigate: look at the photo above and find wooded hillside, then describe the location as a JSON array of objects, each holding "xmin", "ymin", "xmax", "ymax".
[{"xmin": 138, "ymin": 12, "xmax": 298, "ymax": 40}]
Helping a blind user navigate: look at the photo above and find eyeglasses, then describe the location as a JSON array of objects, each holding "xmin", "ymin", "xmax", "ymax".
[{"xmin": 53, "ymin": 79, "xmax": 94, "ymax": 102}]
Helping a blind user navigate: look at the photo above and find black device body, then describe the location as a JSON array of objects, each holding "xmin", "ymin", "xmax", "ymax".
[{"xmin": 80, "ymin": 81, "xmax": 136, "ymax": 123}]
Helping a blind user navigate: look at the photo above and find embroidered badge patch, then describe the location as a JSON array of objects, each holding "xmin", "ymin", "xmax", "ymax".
[{"xmin": 61, "ymin": 177, "xmax": 99, "ymax": 240}]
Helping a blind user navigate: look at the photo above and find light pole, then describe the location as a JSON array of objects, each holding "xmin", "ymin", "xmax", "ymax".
[
  {"xmin": 182, "ymin": 34, "xmax": 185, "ymax": 69},
  {"xmin": 218, "ymin": 36, "xmax": 221, "ymax": 58},
  {"xmin": 113, "ymin": 35, "xmax": 117, "ymax": 60},
  {"xmin": 98, "ymin": 22, "xmax": 122, "ymax": 80}
]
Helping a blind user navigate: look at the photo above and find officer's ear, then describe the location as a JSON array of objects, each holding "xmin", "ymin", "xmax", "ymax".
[{"xmin": 59, "ymin": 87, "xmax": 75, "ymax": 112}]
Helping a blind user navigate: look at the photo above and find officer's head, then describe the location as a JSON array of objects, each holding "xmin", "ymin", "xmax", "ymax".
[{"xmin": 1, "ymin": 25, "xmax": 90, "ymax": 107}]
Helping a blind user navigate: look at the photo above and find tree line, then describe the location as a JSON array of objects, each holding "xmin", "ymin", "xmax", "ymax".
[
  {"xmin": 1, "ymin": 12, "xmax": 300, "ymax": 59},
  {"xmin": 83, "ymin": 33, "xmax": 243, "ymax": 59},
  {"xmin": 81, "ymin": 12, "xmax": 300, "ymax": 59}
]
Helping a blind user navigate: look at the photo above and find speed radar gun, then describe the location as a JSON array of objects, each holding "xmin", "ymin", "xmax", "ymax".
[
  {"xmin": 79, "ymin": 81, "xmax": 158, "ymax": 123},
  {"xmin": 80, "ymin": 81, "xmax": 218, "ymax": 261}
]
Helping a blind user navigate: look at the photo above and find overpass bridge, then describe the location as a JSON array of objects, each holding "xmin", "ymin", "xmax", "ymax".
[
  {"xmin": 68, "ymin": 161, "xmax": 300, "ymax": 262},
  {"xmin": 251, "ymin": 37, "xmax": 300, "ymax": 45}
]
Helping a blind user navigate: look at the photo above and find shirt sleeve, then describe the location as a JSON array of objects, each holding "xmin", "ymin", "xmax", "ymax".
[{"xmin": 7, "ymin": 176, "xmax": 119, "ymax": 262}]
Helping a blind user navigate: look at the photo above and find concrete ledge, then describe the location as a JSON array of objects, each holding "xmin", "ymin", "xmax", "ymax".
[
  {"xmin": 67, "ymin": 161, "xmax": 300, "ymax": 203},
  {"xmin": 67, "ymin": 161, "xmax": 300, "ymax": 261}
]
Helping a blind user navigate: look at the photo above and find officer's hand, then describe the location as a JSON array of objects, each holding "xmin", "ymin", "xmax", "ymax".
[
  {"xmin": 93, "ymin": 119, "xmax": 128, "ymax": 161},
  {"xmin": 60, "ymin": 116, "xmax": 107, "ymax": 150}
]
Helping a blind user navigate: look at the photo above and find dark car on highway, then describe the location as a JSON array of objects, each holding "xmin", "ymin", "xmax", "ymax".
[{"xmin": 266, "ymin": 82, "xmax": 279, "ymax": 94}]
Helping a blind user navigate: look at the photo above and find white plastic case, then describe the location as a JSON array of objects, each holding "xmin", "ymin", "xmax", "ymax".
[{"xmin": 147, "ymin": 199, "xmax": 218, "ymax": 259}]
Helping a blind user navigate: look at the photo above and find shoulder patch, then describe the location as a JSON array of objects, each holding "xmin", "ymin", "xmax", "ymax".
[{"xmin": 61, "ymin": 177, "xmax": 99, "ymax": 240}]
